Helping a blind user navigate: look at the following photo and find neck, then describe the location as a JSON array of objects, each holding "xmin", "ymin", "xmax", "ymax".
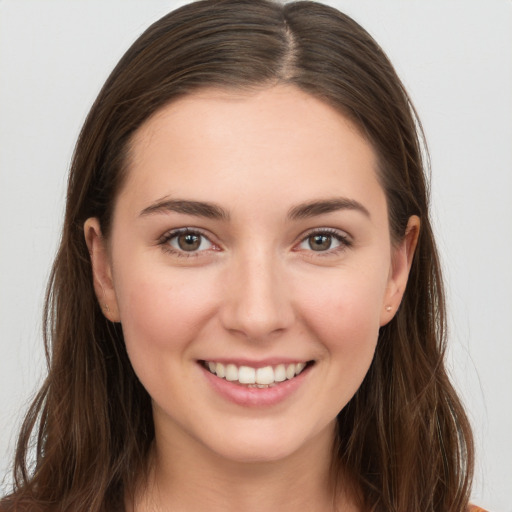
[{"xmin": 131, "ymin": 420, "xmax": 356, "ymax": 512}]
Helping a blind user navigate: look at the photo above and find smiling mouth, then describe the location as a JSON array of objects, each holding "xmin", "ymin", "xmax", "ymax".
[{"xmin": 201, "ymin": 360, "xmax": 314, "ymax": 388}]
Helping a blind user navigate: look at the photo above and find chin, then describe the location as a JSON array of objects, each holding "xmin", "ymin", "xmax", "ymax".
[
  {"xmin": 215, "ymin": 440, "xmax": 298, "ymax": 464},
  {"xmin": 197, "ymin": 418, "xmax": 335, "ymax": 466}
]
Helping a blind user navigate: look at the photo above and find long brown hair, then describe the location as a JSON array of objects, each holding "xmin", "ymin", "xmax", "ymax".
[{"xmin": 2, "ymin": 1, "xmax": 473, "ymax": 510}]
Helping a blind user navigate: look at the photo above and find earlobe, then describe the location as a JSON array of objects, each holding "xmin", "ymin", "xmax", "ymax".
[
  {"xmin": 84, "ymin": 218, "xmax": 120, "ymax": 322},
  {"xmin": 380, "ymin": 215, "xmax": 420, "ymax": 326}
]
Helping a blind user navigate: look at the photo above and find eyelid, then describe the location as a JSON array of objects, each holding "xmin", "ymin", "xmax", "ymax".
[
  {"xmin": 157, "ymin": 226, "xmax": 352, "ymax": 258},
  {"xmin": 294, "ymin": 227, "xmax": 353, "ymax": 254},
  {"xmin": 158, "ymin": 227, "xmax": 220, "ymax": 257}
]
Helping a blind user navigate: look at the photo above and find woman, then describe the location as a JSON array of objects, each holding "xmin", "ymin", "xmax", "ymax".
[{"xmin": 1, "ymin": 0, "xmax": 481, "ymax": 510}]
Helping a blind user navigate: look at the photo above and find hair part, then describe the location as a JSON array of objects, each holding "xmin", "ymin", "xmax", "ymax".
[{"xmin": 3, "ymin": 1, "xmax": 473, "ymax": 511}]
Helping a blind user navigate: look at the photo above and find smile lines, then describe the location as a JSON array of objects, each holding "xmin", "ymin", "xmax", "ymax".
[{"xmin": 203, "ymin": 361, "xmax": 310, "ymax": 387}]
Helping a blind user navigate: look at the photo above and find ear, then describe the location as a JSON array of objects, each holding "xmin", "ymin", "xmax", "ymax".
[
  {"xmin": 84, "ymin": 217, "xmax": 120, "ymax": 322},
  {"xmin": 380, "ymin": 215, "xmax": 420, "ymax": 326}
]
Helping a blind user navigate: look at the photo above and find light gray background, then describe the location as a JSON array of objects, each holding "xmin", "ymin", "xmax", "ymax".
[{"xmin": 0, "ymin": 1, "xmax": 511, "ymax": 510}]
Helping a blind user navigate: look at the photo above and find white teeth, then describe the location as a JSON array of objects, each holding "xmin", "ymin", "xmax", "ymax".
[
  {"xmin": 238, "ymin": 366, "xmax": 256, "ymax": 384},
  {"xmin": 204, "ymin": 360, "xmax": 309, "ymax": 385},
  {"xmin": 256, "ymin": 366, "xmax": 274, "ymax": 385},
  {"xmin": 225, "ymin": 364, "xmax": 238, "ymax": 381},
  {"xmin": 295, "ymin": 362, "xmax": 306, "ymax": 374},
  {"xmin": 274, "ymin": 364, "xmax": 286, "ymax": 382},
  {"xmin": 216, "ymin": 362, "xmax": 226, "ymax": 378}
]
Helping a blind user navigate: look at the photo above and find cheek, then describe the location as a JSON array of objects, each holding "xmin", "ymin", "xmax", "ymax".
[
  {"xmin": 112, "ymin": 262, "xmax": 219, "ymax": 365},
  {"xmin": 112, "ymin": 266, "xmax": 224, "ymax": 414},
  {"xmin": 297, "ymin": 264, "xmax": 387, "ymax": 339},
  {"xmin": 309, "ymin": 281, "xmax": 384, "ymax": 409},
  {"xmin": 293, "ymin": 264, "xmax": 388, "ymax": 387}
]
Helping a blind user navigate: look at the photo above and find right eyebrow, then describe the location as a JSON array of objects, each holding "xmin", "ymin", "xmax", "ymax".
[{"xmin": 139, "ymin": 198, "xmax": 230, "ymax": 220}]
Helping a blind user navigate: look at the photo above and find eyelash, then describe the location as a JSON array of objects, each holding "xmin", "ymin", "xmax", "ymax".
[
  {"xmin": 295, "ymin": 228, "xmax": 352, "ymax": 256},
  {"xmin": 158, "ymin": 228, "xmax": 217, "ymax": 258},
  {"xmin": 157, "ymin": 227, "xmax": 352, "ymax": 258}
]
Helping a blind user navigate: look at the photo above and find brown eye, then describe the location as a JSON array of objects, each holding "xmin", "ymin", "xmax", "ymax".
[
  {"xmin": 177, "ymin": 233, "xmax": 200, "ymax": 251},
  {"xmin": 297, "ymin": 229, "xmax": 350, "ymax": 254},
  {"xmin": 166, "ymin": 230, "xmax": 213, "ymax": 253},
  {"xmin": 308, "ymin": 234, "xmax": 333, "ymax": 251}
]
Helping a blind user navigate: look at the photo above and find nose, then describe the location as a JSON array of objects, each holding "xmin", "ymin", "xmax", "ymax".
[{"xmin": 219, "ymin": 248, "xmax": 295, "ymax": 341}]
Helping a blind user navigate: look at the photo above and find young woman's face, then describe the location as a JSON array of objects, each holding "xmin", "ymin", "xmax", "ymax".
[{"xmin": 87, "ymin": 85, "xmax": 416, "ymax": 465}]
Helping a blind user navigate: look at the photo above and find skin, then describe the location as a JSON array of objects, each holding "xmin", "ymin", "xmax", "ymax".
[{"xmin": 85, "ymin": 85, "xmax": 419, "ymax": 511}]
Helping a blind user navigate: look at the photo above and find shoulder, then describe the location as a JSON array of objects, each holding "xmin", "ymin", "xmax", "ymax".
[{"xmin": 468, "ymin": 505, "xmax": 489, "ymax": 512}]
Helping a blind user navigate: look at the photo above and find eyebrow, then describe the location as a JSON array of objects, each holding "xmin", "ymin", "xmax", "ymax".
[
  {"xmin": 139, "ymin": 198, "xmax": 230, "ymax": 220},
  {"xmin": 139, "ymin": 196, "xmax": 370, "ymax": 221},
  {"xmin": 287, "ymin": 197, "xmax": 370, "ymax": 220}
]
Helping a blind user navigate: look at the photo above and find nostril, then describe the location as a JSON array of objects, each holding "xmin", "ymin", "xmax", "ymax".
[
  {"xmin": 220, "ymin": 301, "xmax": 295, "ymax": 341},
  {"xmin": 218, "ymin": 260, "xmax": 295, "ymax": 339}
]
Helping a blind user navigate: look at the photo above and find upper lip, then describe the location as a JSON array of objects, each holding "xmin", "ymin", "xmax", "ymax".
[{"xmin": 198, "ymin": 358, "xmax": 313, "ymax": 368}]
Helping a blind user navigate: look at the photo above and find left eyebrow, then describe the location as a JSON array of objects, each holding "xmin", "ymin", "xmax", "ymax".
[{"xmin": 287, "ymin": 197, "xmax": 371, "ymax": 220}]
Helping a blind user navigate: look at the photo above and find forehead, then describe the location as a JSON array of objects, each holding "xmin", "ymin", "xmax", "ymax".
[
  {"xmin": 118, "ymin": 85, "xmax": 385, "ymax": 222},
  {"xmin": 130, "ymin": 85, "xmax": 372, "ymax": 164}
]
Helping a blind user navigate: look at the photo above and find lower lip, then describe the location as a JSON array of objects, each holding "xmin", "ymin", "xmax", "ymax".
[{"xmin": 201, "ymin": 364, "xmax": 311, "ymax": 407}]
